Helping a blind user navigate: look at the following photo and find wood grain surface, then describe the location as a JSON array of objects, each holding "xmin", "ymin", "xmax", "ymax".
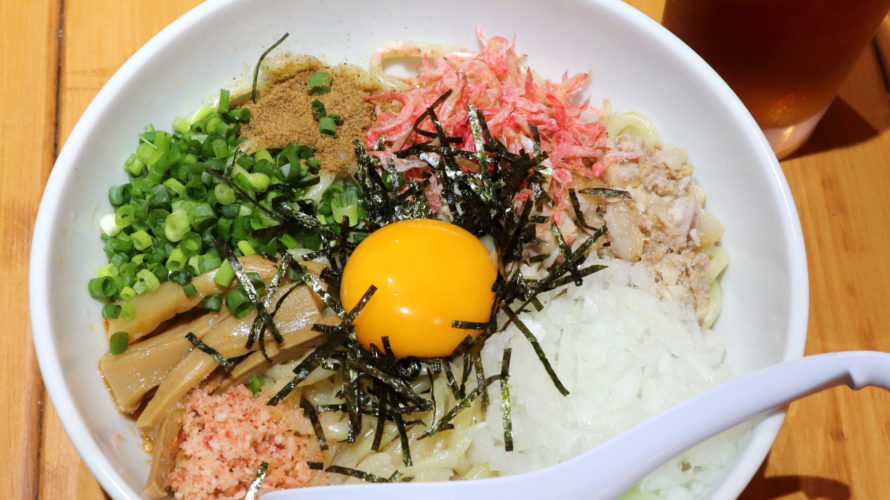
[{"xmin": 3, "ymin": 0, "xmax": 889, "ymax": 498}]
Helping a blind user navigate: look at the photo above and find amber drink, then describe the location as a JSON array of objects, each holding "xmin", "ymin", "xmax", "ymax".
[{"xmin": 663, "ymin": 0, "xmax": 890, "ymax": 158}]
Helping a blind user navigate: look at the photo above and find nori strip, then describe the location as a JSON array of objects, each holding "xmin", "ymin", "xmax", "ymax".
[
  {"xmin": 252, "ymin": 33, "xmax": 289, "ymax": 103},
  {"xmin": 185, "ymin": 332, "xmax": 237, "ymax": 370},
  {"xmin": 341, "ymin": 361, "xmax": 362, "ymax": 443},
  {"xmin": 244, "ymin": 461, "xmax": 269, "ymax": 500},
  {"xmin": 267, "ymin": 328, "xmax": 348, "ymax": 406},
  {"xmin": 247, "ymin": 254, "xmax": 292, "ymax": 350},
  {"xmin": 568, "ymin": 188, "xmax": 600, "ymax": 232},
  {"xmin": 547, "ymin": 264, "xmax": 607, "ymax": 289},
  {"xmin": 500, "ymin": 348, "xmax": 514, "ymax": 452},
  {"xmin": 342, "ymin": 358, "xmax": 431, "ymax": 410},
  {"xmin": 291, "ymin": 263, "xmax": 346, "ymax": 319},
  {"xmin": 578, "ymin": 187, "xmax": 631, "ymax": 199},
  {"xmin": 442, "ymin": 358, "xmax": 461, "ymax": 399},
  {"xmin": 219, "ymin": 240, "xmax": 282, "ymax": 344},
  {"xmin": 452, "ymin": 320, "xmax": 490, "ymax": 330},
  {"xmin": 371, "ymin": 382, "xmax": 387, "ymax": 451},
  {"xmin": 421, "ymin": 375, "xmax": 501, "ymax": 438},
  {"xmin": 300, "ymin": 397, "xmax": 328, "ymax": 451},
  {"xmin": 502, "ymin": 305, "xmax": 569, "ymax": 396},
  {"xmin": 550, "ymin": 222, "xmax": 587, "ymax": 288},
  {"xmin": 323, "ymin": 465, "xmax": 399, "ymax": 483},
  {"xmin": 472, "ymin": 348, "xmax": 488, "ymax": 409},
  {"xmin": 346, "ymin": 285, "xmax": 377, "ymax": 322},
  {"xmin": 390, "ymin": 390, "xmax": 413, "ymax": 466}
]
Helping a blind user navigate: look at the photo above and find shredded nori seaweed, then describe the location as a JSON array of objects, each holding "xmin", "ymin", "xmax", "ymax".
[
  {"xmin": 300, "ymin": 397, "xmax": 328, "ymax": 451},
  {"xmin": 244, "ymin": 461, "xmax": 269, "ymax": 500},
  {"xmin": 251, "ymin": 33, "xmax": 289, "ymax": 104},
  {"xmin": 185, "ymin": 332, "xmax": 238, "ymax": 370},
  {"xmin": 500, "ymin": 348, "xmax": 514, "ymax": 451},
  {"xmin": 323, "ymin": 465, "xmax": 412, "ymax": 483}
]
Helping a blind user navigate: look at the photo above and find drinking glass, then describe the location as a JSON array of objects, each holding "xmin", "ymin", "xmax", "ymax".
[{"xmin": 662, "ymin": 1, "xmax": 890, "ymax": 158}]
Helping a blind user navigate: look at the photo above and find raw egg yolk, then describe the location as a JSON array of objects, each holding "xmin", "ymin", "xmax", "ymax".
[{"xmin": 339, "ymin": 219, "xmax": 497, "ymax": 358}]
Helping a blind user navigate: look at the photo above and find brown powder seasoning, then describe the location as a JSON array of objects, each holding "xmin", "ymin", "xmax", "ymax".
[{"xmin": 240, "ymin": 57, "xmax": 383, "ymax": 175}]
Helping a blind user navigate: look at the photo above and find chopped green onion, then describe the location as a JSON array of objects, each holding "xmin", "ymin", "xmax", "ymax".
[
  {"xmin": 166, "ymin": 247, "xmax": 188, "ymax": 271},
  {"xmin": 165, "ymin": 208, "xmax": 190, "ymax": 242},
  {"xmin": 114, "ymin": 205, "xmax": 135, "ymax": 229},
  {"xmin": 169, "ymin": 269, "xmax": 193, "ymax": 286},
  {"xmin": 172, "ymin": 116, "xmax": 190, "ymax": 135},
  {"xmin": 119, "ymin": 286, "xmax": 136, "ymax": 301},
  {"xmin": 198, "ymin": 254, "xmax": 222, "ymax": 274},
  {"xmin": 218, "ymin": 88, "xmax": 230, "ymax": 112},
  {"xmin": 99, "ymin": 213, "xmax": 122, "ymax": 236},
  {"xmin": 201, "ymin": 294, "xmax": 222, "ymax": 311},
  {"xmin": 131, "ymin": 230, "xmax": 153, "ymax": 251},
  {"xmin": 214, "ymin": 260, "xmax": 235, "ymax": 287},
  {"xmin": 183, "ymin": 283, "xmax": 198, "ymax": 297},
  {"xmin": 108, "ymin": 185, "xmax": 130, "ymax": 206},
  {"xmin": 319, "ymin": 116, "xmax": 337, "ymax": 137},
  {"xmin": 188, "ymin": 203, "xmax": 216, "ymax": 231},
  {"xmin": 109, "ymin": 332, "xmax": 129, "ymax": 355},
  {"xmin": 163, "ymin": 178, "xmax": 186, "ymax": 197},
  {"xmin": 279, "ymin": 233, "xmax": 298, "ymax": 249},
  {"xmin": 246, "ymin": 375, "xmax": 265, "ymax": 396},
  {"xmin": 136, "ymin": 268, "xmax": 161, "ymax": 293},
  {"xmin": 97, "ymin": 263, "xmax": 119, "ymax": 278},
  {"xmin": 124, "ymin": 154, "xmax": 145, "ymax": 176},
  {"xmin": 88, "ymin": 276, "xmax": 120, "ymax": 299},
  {"xmin": 248, "ymin": 172, "xmax": 271, "ymax": 191},
  {"xmin": 190, "ymin": 105, "xmax": 213, "ymax": 124},
  {"xmin": 311, "ymin": 99, "xmax": 326, "ymax": 121},
  {"xmin": 109, "ymin": 234, "xmax": 132, "ymax": 253},
  {"xmin": 119, "ymin": 302, "xmax": 136, "ymax": 321},
  {"xmin": 225, "ymin": 289, "xmax": 252, "ymax": 318},
  {"xmin": 102, "ymin": 304, "xmax": 122, "ymax": 319},
  {"xmin": 308, "ymin": 71, "xmax": 332, "ymax": 94},
  {"xmin": 214, "ymin": 183, "xmax": 236, "ymax": 205},
  {"xmin": 254, "ymin": 149, "xmax": 273, "ymax": 164},
  {"xmin": 181, "ymin": 232, "xmax": 203, "ymax": 255},
  {"xmin": 331, "ymin": 190, "xmax": 358, "ymax": 225},
  {"xmin": 237, "ymin": 240, "xmax": 257, "ymax": 256},
  {"xmin": 228, "ymin": 108, "xmax": 251, "ymax": 121}
]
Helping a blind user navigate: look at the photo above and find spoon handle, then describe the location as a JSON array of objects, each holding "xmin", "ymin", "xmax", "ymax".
[
  {"xmin": 561, "ymin": 350, "xmax": 890, "ymax": 499},
  {"xmin": 262, "ymin": 351, "xmax": 890, "ymax": 500}
]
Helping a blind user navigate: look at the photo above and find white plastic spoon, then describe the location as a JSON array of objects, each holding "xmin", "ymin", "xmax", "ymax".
[{"xmin": 262, "ymin": 350, "xmax": 890, "ymax": 500}]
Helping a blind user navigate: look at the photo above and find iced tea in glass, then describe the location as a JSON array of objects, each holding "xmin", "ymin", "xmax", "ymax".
[{"xmin": 662, "ymin": 0, "xmax": 890, "ymax": 158}]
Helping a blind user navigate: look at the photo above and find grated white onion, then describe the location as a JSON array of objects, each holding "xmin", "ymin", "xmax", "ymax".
[{"xmin": 468, "ymin": 258, "xmax": 746, "ymax": 498}]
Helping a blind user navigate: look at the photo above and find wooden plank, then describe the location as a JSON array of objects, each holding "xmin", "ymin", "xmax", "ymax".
[
  {"xmin": 0, "ymin": 0, "xmax": 61, "ymax": 497},
  {"xmin": 39, "ymin": 1, "xmax": 202, "ymax": 498},
  {"xmin": 623, "ymin": 0, "xmax": 664, "ymax": 21}
]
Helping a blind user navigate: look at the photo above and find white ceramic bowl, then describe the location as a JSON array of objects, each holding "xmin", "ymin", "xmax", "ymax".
[{"xmin": 30, "ymin": 0, "xmax": 808, "ymax": 498}]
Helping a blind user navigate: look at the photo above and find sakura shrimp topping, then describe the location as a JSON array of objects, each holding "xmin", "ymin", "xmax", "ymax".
[{"xmin": 366, "ymin": 28, "xmax": 630, "ymax": 221}]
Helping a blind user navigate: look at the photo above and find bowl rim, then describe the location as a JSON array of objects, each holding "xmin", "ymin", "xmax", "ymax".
[{"xmin": 29, "ymin": 0, "xmax": 809, "ymax": 498}]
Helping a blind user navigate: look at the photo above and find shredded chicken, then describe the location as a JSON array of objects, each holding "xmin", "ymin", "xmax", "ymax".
[{"xmin": 594, "ymin": 134, "xmax": 723, "ymax": 321}]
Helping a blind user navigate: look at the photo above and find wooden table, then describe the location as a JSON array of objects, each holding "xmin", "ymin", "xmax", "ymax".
[{"xmin": 3, "ymin": 0, "xmax": 889, "ymax": 498}]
